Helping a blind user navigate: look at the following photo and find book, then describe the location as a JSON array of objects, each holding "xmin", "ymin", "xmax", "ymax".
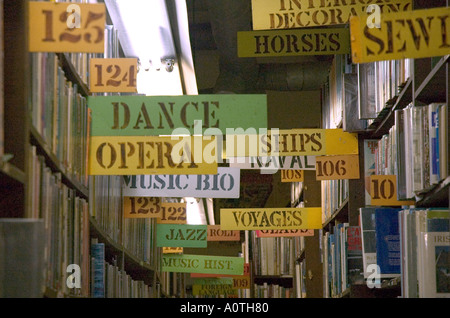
[
  {"xmin": 428, "ymin": 103, "xmax": 442, "ymax": 185},
  {"xmin": 346, "ymin": 226, "xmax": 364, "ymax": 286},
  {"xmin": 375, "ymin": 208, "xmax": 401, "ymax": 276},
  {"xmin": 91, "ymin": 242, "xmax": 105, "ymax": 298},
  {"xmin": 437, "ymin": 104, "xmax": 448, "ymax": 180},
  {"xmin": 360, "ymin": 208, "xmax": 377, "ymax": 278}
]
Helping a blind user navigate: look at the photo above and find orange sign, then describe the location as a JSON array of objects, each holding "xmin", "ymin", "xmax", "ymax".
[
  {"xmin": 256, "ymin": 229, "xmax": 314, "ymax": 237},
  {"xmin": 207, "ymin": 225, "xmax": 240, "ymax": 241},
  {"xmin": 157, "ymin": 202, "xmax": 187, "ymax": 224},
  {"xmin": 123, "ymin": 196, "xmax": 162, "ymax": 218},
  {"xmin": 369, "ymin": 175, "xmax": 415, "ymax": 206},
  {"xmin": 315, "ymin": 154, "xmax": 360, "ymax": 180},
  {"xmin": 281, "ymin": 169, "xmax": 304, "ymax": 182},
  {"xmin": 89, "ymin": 58, "xmax": 138, "ymax": 93}
]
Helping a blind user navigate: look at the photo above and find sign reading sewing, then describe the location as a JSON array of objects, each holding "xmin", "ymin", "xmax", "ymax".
[
  {"xmin": 315, "ymin": 154, "xmax": 360, "ymax": 180},
  {"xmin": 122, "ymin": 167, "xmax": 240, "ymax": 198},
  {"xmin": 237, "ymin": 28, "xmax": 350, "ymax": 57},
  {"xmin": 89, "ymin": 58, "xmax": 137, "ymax": 93},
  {"xmin": 88, "ymin": 135, "xmax": 218, "ymax": 175},
  {"xmin": 29, "ymin": 1, "xmax": 105, "ymax": 53},
  {"xmin": 207, "ymin": 225, "xmax": 240, "ymax": 242},
  {"xmin": 162, "ymin": 254, "xmax": 245, "ymax": 275},
  {"xmin": 228, "ymin": 156, "xmax": 316, "ymax": 170},
  {"xmin": 220, "ymin": 207, "xmax": 322, "ymax": 230},
  {"xmin": 281, "ymin": 170, "xmax": 304, "ymax": 182},
  {"xmin": 370, "ymin": 175, "xmax": 415, "ymax": 206},
  {"xmin": 250, "ymin": 0, "xmax": 412, "ymax": 30},
  {"xmin": 157, "ymin": 224, "xmax": 207, "ymax": 248},
  {"xmin": 225, "ymin": 129, "xmax": 358, "ymax": 157},
  {"xmin": 87, "ymin": 94, "xmax": 267, "ymax": 136},
  {"xmin": 350, "ymin": 6, "xmax": 450, "ymax": 63},
  {"xmin": 256, "ymin": 229, "xmax": 314, "ymax": 238}
]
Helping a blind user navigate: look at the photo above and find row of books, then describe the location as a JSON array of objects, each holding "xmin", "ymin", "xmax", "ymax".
[
  {"xmin": 123, "ymin": 218, "xmax": 157, "ymax": 266},
  {"xmin": 253, "ymin": 283, "xmax": 293, "ymax": 298},
  {"xmin": 294, "ymin": 262, "xmax": 307, "ymax": 298},
  {"xmin": 29, "ymin": 146, "xmax": 90, "ymax": 297},
  {"xmin": 30, "ymin": 52, "xmax": 89, "ymax": 186},
  {"xmin": 251, "ymin": 233, "xmax": 295, "ymax": 276},
  {"xmin": 90, "ymin": 241, "xmax": 153, "ymax": 298},
  {"xmin": 321, "ymin": 179, "xmax": 349, "ymax": 224},
  {"xmin": 322, "ymin": 223, "xmax": 364, "ymax": 298}
]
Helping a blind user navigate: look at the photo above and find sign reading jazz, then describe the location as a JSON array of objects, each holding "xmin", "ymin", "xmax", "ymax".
[
  {"xmin": 29, "ymin": 1, "xmax": 105, "ymax": 52},
  {"xmin": 89, "ymin": 58, "xmax": 138, "ymax": 93},
  {"xmin": 89, "ymin": 135, "xmax": 218, "ymax": 175},
  {"xmin": 350, "ymin": 6, "xmax": 450, "ymax": 63},
  {"xmin": 220, "ymin": 207, "xmax": 322, "ymax": 230},
  {"xmin": 157, "ymin": 224, "xmax": 207, "ymax": 248},
  {"xmin": 122, "ymin": 167, "xmax": 240, "ymax": 198},
  {"xmin": 251, "ymin": 0, "xmax": 412, "ymax": 30},
  {"xmin": 162, "ymin": 254, "xmax": 245, "ymax": 275},
  {"xmin": 237, "ymin": 28, "xmax": 350, "ymax": 57},
  {"xmin": 87, "ymin": 94, "xmax": 267, "ymax": 136}
]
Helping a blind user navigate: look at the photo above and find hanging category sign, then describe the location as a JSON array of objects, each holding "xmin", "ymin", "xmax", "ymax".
[
  {"xmin": 123, "ymin": 196, "xmax": 162, "ymax": 218},
  {"xmin": 88, "ymin": 135, "xmax": 218, "ymax": 175},
  {"xmin": 192, "ymin": 278, "xmax": 235, "ymax": 297},
  {"xmin": 207, "ymin": 225, "xmax": 240, "ymax": 242},
  {"xmin": 87, "ymin": 94, "xmax": 267, "ymax": 136},
  {"xmin": 369, "ymin": 175, "xmax": 415, "ymax": 206},
  {"xmin": 163, "ymin": 247, "xmax": 183, "ymax": 254},
  {"xmin": 89, "ymin": 58, "xmax": 138, "ymax": 93},
  {"xmin": 315, "ymin": 154, "xmax": 360, "ymax": 180},
  {"xmin": 350, "ymin": 6, "xmax": 450, "ymax": 63},
  {"xmin": 281, "ymin": 170, "xmax": 304, "ymax": 182},
  {"xmin": 250, "ymin": 0, "xmax": 412, "ymax": 30},
  {"xmin": 220, "ymin": 207, "xmax": 322, "ymax": 230},
  {"xmin": 162, "ymin": 254, "xmax": 245, "ymax": 275},
  {"xmin": 225, "ymin": 129, "xmax": 358, "ymax": 157},
  {"xmin": 237, "ymin": 28, "xmax": 350, "ymax": 57},
  {"xmin": 122, "ymin": 167, "xmax": 240, "ymax": 198},
  {"xmin": 256, "ymin": 229, "xmax": 314, "ymax": 237},
  {"xmin": 157, "ymin": 224, "xmax": 207, "ymax": 248},
  {"xmin": 190, "ymin": 263, "xmax": 250, "ymax": 278},
  {"xmin": 29, "ymin": 1, "xmax": 106, "ymax": 53},
  {"xmin": 228, "ymin": 155, "xmax": 316, "ymax": 170},
  {"xmin": 157, "ymin": 202, "xmax": 187, "ymax": 224}
]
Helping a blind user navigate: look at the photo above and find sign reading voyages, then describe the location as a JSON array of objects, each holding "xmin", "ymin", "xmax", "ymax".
[
  {"xmin": 87, "ymin": 94, "xmax": 267, "ymax": 136},
  {"xmin": 250, "ymin": 0, "xmax": 412, "ymax": 30},
  {"xmin": 162, "ymin": 254, "xmax": 245, "ymax": 275},
  {"xmin": 220, "ymin": 207, "xmax": 322, "ymax": 230},
  {"xmin": 350, "ymin": 6, "xmax": 450, "ymax": 63},
  {"xmin": 29, "ymin": 1, "xmax": 106, "ymax": 52},
  {"xmin": 237, "ymin": 28, "xmax": 350, "ymax": 57}
]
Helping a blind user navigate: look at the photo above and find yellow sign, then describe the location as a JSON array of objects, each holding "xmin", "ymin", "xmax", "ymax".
[
  {"xmin": 162, "ymin": 247, "xmax": 183, "ymax": 254},
  {"xmin": 369, "ymin": 175, "xmax": 415, "ymax": 206},
  {"xmin": 89, "ymin": 58, "xmax": 138, "ymax": 93},
  {"xmin": 88, "ymin": 135, "xmax": 218, "ymax": 175},
  {"xmin": 281, "ymin": 170, "xmax": 304, "ymax": 182},
  {"xmin": 251, "ymin": 0, "xmax": 412, "ymax": 30},
  {"xmin": 220, "ymin": 207, "xmax": 322, "ymax": 230},
  {"xmin": 350, "ymin": 6, "xmax": 450, "ymax": 63},
  {"xmin": 315, "ymin": 154, "xmax": 360, "ymax": 180},
  {"xmin": 237, "ymin": 28, "xmax": 350, "ymax": 57},
  {"xmin": 123, "ymin": 196, "xmax": 162, "ymax": 218},
  {"xmin": 225, "ymin": 128, "xmax": 358, "ymax": 157},
  {"xmin": 29, "ymin": 1, "xmax": 105, "ymax": 53},
  {"xmin": 232, "ymin": 275, "xmax": 251, "ymax": 290},
  {"xmin": 157, "ymin": 202, "xmax": 187, "ymax": 224}
]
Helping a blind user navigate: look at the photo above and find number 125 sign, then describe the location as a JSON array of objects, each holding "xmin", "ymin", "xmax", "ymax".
[
  {"xmin": 90, "ymin": 58, "xmax": 138, "ymax": 93},
  {"xmin": 29, "ymin": 2, "xmax": 105, "ymax": 53}
]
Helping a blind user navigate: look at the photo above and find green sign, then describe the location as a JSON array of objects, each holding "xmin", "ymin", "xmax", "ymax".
[
  {"xmin": 87, "ymin": 94, "xmax": 267, "ymax": 136},
  {"xmin": 157, "ymin": 224, "xmax": 207, "ymax": 248},
  {"xmin": 162, "ymin": 254, "xmax": 245, "ymax": 275}
]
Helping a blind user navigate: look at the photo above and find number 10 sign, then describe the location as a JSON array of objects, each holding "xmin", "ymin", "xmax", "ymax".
[{"xmin": 29, "ymin": 1, "xmax": 105, "ymax": 53}]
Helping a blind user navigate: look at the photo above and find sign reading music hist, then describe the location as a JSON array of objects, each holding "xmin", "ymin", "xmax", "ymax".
[{"xmin": 162, "ymin": 254, "xmax": 245, "ymax": 275}]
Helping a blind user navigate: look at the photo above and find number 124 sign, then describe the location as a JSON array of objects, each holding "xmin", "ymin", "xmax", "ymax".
[{"xmin": 90, "ymin": 58, "xmax": 138, "ymax": 93}]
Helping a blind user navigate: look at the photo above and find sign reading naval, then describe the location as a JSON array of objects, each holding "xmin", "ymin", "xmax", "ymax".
[
  {"xmin": 237, "ymin": 28, "xmax": 350, "ymax": 57},
  {"xmin": 251, "ymin": 0, "xmax": 412, "ymax": 30},
  {"xmin": 350, "ymin": 6, "xmax": 450, "ymax": 63},
  {"xmin": 122, "ymin": 167, "xmax": 240, "ymax": 198},
  {"xmin": 87, "ymin": 94, "xmax": 267, "ymax": 136},
  {"xmin": 228, "ymin": 155, "xmax": 316, "ymax": 170}
]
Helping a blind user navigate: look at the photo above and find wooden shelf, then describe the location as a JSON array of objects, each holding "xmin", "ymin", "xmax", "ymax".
[
  {"xmin": 0, "ymin": 159, "xmax": 25, "ymax": 184},
  {"xmin": 415, "ymin": 55, "xmax": 449, "ymax": 104},
  {"xmin": 253, "ymin": 275, "xmax": 293, "ymax": 288},
  {"xmin": 322, "ymin": 197, "xmax": 349, "ymax": 230},
  {"xmin": 416, "ymin": 176, "xmax": 450, "ymax": 207},
  {"xmin": 56, "ymin": 53, "xmax": 89, "ymax": 97}
]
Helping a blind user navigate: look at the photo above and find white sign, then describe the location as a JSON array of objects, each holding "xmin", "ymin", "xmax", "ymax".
[
  {"xmin": 228, "ymin": 156, "xmax": 315, "ymax": 172},
  {"xmin": 123, "ymin": 167, "xmax": 240, "ymax": 198}
]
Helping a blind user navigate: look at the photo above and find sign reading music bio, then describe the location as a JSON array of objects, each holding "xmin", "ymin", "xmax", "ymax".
[
  {"xmin": 250, "ymin": 0, "xmax": 412, "ymax": 30},
  {"xmin": 89, "ymin": 58, "xmax": 138, "ymax": 93},
  {"xmin": 162, "ymin": 254, "xmax": 245, "ymax": 275},
  {"xmin": 369, "ymin": 175, "xmax": 415, "ymax": 206},
  {"xmin": 157, "ymin": 224, "xmax": 207, "ymax": 248},
  {"xmin": 220, "ymin": 207, "xmax": 322, "ymax": 230},
  {"xmin": 225, "ymin": 129, "xmax": 358, "ymax": 157},
  {"xmin": 256, "ymin": 229, "xmax": 314, "ymax": 238},
  {"xmin": 122, "ymin": 168, "xmax": 240, "ymax": 198},
  {"xmin": 350, "ymin": 7, "xmax": 450, "ymax": 63},
  {"xmin": 315, "ymin": 154, "xmax": 360, "ymax": 180},
  {"xmin": 29, "ymin": 1, "xmax": 105, "ymax": 52},
  {"xmin": 87, "ymin": 95, "xmax": 267, "ymax": 136},
  {"xmin": 228, "ymin": 156, "xmax": 316, "ymax": 170},
  {"xmin": 157, "ymin": 202, "xmax": 187, "ymax": 224},
  {"xmin": 207, "ymin": 225, "xmax": 240, "ymax": 242},
  {"xmin": 88, "ymin": 135, "xmax": 218, "ymax": 175},
  {"xmin": 237, "ymin": 28, "xmax": 350, "ymax": 57}
]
